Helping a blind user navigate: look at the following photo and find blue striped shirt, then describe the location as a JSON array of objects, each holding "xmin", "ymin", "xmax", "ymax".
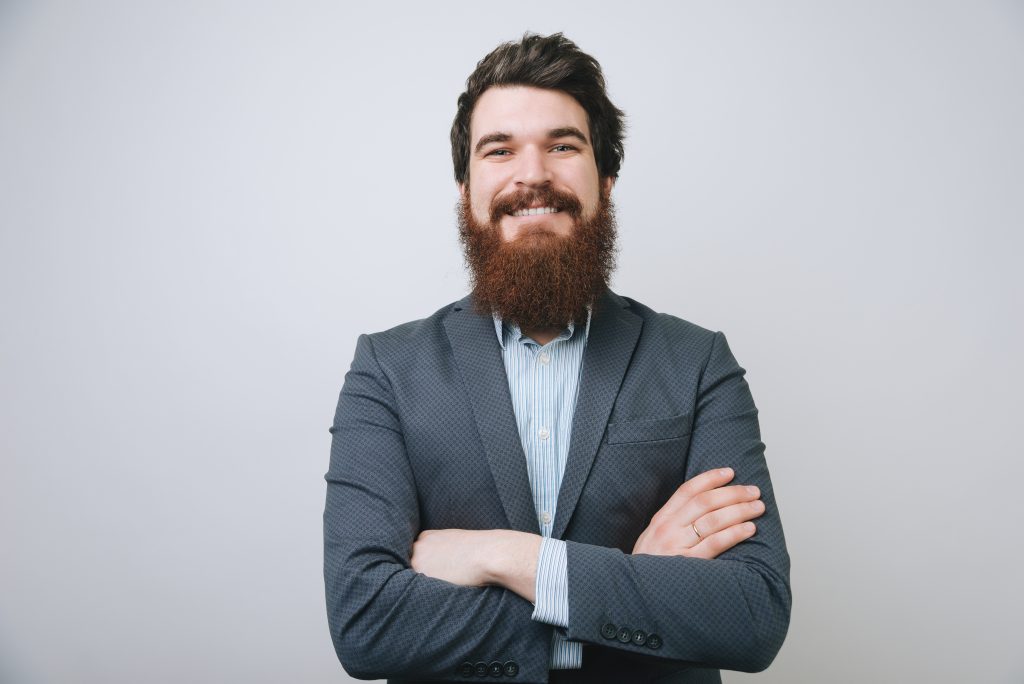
[{"xmin": 494, "ymin": 314, "xmax": 589, "ymax": 670}]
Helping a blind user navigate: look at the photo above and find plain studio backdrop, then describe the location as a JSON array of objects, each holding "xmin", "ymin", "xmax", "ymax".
[{"xmin": 1, "ymin": 2, "xmax": 1022, "ymax": 682}]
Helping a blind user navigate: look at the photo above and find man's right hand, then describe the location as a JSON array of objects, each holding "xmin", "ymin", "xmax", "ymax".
[{"xmin": 632, "ymin": 467, "xmax": 764, "ymax": 560}]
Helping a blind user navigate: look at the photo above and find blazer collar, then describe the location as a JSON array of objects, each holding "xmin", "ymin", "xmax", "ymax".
[
  {"xmin": 552, "ymin": 290, "xmax": 642, "ymax": 538},
  {"xmin": 443, "ymin": 295, "xmax": 539, "ymax": 533},
  {"xmin": 442, "ymin": 290, "xmax": 643, "ymax": 537}
]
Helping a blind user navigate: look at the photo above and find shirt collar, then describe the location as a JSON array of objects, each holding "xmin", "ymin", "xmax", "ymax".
[{"xmin": 492, "ymin": 308, "xmax": 593, "ymax": 350}]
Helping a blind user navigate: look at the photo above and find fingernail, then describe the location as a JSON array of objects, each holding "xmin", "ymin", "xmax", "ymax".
[
  {"xmin": 720, "ymin": 468, "xmax": 733, "ymax": 477},
  {"xmin": 745, "ymin": 522, "xmax": 756, "ymax": 533},
  {"xmin": 747, "ymin": 486, "xmax": 759, "ymax": 496}
]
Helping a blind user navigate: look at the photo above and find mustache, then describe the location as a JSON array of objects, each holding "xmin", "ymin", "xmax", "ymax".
[{"xmin": 488, "ymin": 187, "xmax": 584, "ymax": 224}]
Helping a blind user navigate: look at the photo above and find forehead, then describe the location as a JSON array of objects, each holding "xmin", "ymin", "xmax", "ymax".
[{"xmin": 470, "ymin": 86, "xmax": 591, "ymax": 143}]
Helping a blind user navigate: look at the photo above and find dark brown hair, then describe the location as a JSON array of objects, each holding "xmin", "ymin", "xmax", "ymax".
[{"xmin": 450, "ymin": 33, "xmax": 626, "ymax": 184}]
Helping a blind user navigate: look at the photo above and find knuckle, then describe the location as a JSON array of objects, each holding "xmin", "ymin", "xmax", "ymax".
[
  {"xmin": 730, "ymin": 484, "xmax": 753, "ymax": 500},
  {"xmin": 711, "ymin": 467, "xmax": 733, "ymax": 482},
  {"xmin": 699, "ymin": 510, "xmax": 720, "ymax": 531},
  {"xmin": 726, "ymin": 523, "xmax": 750, "ymax": 541},
  {"xmin": 693, "ymin": 491, "xmax": 715, "ymax": 510},
  {"xmin": 670, "ymin": 485, "xmax": 692, "ymax": 507},
  {"xmin": 704, "ymin": 539, "xmax": 729, "ymax": 559}
]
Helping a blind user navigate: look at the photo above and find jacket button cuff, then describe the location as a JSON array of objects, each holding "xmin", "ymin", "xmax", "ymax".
[
  {"xmin": 503, "ymin": 661, "xmax": 519, "ymax": 677},
  {"xmin": 647, "ymin": 633, "xmax": 663, "ymax": 650},
  {"xmin": 488, "ymin": 661, "xmax": 503, "ymax": 677},
  {"xmin": 458, "ymin": 661, "xmax": 474, "ymax": 677},
  {"xmin": 631, "ymin": 629, "xmax": 647, "ymax": 646},
  {"xmin": 600, "ymin": 622, "xmax": 618, "ymax": 640},
  {"xmin": 474, "ymin": 662, "xmax": 489, "ymax": 677},
  {"xmin": 617, "ymin": 626, "xmax": 633, "ymax": 643}
]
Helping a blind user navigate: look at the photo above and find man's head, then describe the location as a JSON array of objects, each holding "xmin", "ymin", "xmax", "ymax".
[
  {"xmin": 451, "ymin": 32, "xmax": 625, "ymax": 189},
  {"xmin": 452, "ymin": 33, "xmax": 626, "ymax": 329}
]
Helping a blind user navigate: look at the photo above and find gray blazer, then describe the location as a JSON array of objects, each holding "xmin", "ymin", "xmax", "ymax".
[{"xmin": 324, "ymin": 289, "xmax": 791, "ymax": 683}]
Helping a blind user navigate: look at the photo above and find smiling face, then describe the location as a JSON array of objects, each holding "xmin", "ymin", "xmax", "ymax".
[{"xmin": 460, "ymin": 86, "xmax": 613, "ymax": 242}]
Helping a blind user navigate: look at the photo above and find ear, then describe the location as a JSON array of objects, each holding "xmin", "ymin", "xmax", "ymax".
[
  {"xmin": 601, "ymin": 176, "xmax": 615, "ymax": 195},
  {"xmin": 458, "ymin": 182, "xmax": 468, "ymax": 199}
]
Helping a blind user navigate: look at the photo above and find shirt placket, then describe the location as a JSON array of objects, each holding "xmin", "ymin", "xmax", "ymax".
[{"xmin": 533, "ymin": 340, "xmax": 557, "ymax": 536}]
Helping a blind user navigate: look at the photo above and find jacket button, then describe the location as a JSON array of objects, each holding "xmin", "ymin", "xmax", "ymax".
[
  {"xmin": 601, "ymin": 622, "xmax": 618, "ymax": 640},
  {"xmin": 631, "ymin": 629, "xmax": 647, "ymax": 646},
  {"xmin": 647, "ymin": 633, "xmax": 663, "ymax": 650},
  {"xmin": 459, "ymin": 661, "xmax": 474, "ymax": 677},
  {"xmin": 488, "ymin": 661, "xmax": 503, "ymax": 677},
  {"xmin": 503, "ymin": 661, "xmax": 519, "ymax": 677},
  {"xmin": 474, "ymin": 662, "xmax": 488, "ymax": 677},
  {"xmin": 617, "ymin": 626, "xmax": 632, "ymax": 643}
]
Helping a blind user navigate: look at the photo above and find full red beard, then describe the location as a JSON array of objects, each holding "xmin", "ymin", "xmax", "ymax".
[{"xmin": 457, "ymin": 185, "xmax": 617, "ymax": 330}]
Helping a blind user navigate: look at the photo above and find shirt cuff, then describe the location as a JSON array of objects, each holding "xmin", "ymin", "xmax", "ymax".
[{"xmin": 531, "ymin": 537, "xmax": 569, "ymax": 628}]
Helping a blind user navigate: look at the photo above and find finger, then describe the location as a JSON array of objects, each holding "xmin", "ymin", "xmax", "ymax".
[
  {"xmin": 682, "ymin": 484, "xmax": 761, "ymax": 524},
  {"xmin": 693, "ymin": 499, "xmax": 765, "ymax": 539},
  {"xmin": 657, "ymin": 467, "xmax": 735, "ymax": 519},
  {"xmin": 685, "ymin": 522, "xmax": 757, "ymax": 560}
]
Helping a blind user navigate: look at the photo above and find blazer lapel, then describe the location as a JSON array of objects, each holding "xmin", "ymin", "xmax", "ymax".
[
  {"xmin": 552, "ymin": 290, "xmax": 642, "ymax": 540},
  {"xmin": 443, "ymin": 297, "xmax": 540, "ymax": 534}
]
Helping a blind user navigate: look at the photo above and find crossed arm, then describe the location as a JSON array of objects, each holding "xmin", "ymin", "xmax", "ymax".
[
  {"xmin": 410, "ymin": 466, "xmax": 766, "ymax": 603},
  {"xmin": 326, "ymin": 331, "xmax": 790, "ymax": 681}
]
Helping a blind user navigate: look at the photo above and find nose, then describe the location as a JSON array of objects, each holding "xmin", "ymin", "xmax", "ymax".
[{"xmin": 513, "ymin": 145, "xmax": 552, "ymax": 188}]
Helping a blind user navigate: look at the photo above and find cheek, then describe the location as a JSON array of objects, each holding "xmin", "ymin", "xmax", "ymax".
[
  {"xmin": 569, "ymin": 168, "xmax": 602, "ymax": 207},
  {"xmin": 577, "ymin": 186, "xmax": 601, "ymax": 218},
  {"xmin": 473, "ymin": 186, "xmax": 506, "ymax": 224},
  {"xmin": 472, "ymin": 196, "xmax": 493, "ymax": 224}
]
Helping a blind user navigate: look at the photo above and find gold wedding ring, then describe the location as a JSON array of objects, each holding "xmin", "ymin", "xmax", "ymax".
[{"xmin": 691, "ymin": 522, "xmax": 703, "ymax": 540}]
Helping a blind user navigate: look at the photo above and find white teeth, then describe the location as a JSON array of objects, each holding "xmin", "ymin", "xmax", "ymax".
[{"xmin": 511, "ymin": 207, "xmax": 559, "ymax": 217}]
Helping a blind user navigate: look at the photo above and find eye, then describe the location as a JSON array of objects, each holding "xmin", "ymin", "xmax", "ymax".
[
  {"xmin": 485, "ymin": 149, "xmax": 511, "ymax": 157},
  {"xmin": 551, "ymin": 143, "xmax": 578, "ymax": 153}
]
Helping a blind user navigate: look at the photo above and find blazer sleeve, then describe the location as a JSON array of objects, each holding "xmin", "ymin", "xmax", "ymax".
[
  {"xmin": 324, "ymin": 334, "xmax": 552, "ymax": 682},
  {"xmin": 562, "ymin": 331, "xmax": 792, "ymax": 673}
]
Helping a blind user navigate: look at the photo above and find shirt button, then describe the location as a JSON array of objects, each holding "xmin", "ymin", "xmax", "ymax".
[
  {"xmin": 538, "ymin": 351, "xmax": 551, "ymax": 365},
  {"xmin": 540, "ymin": 511, "xmax": 552, "ymax": 525},
  {"xmin": 538, "ymin": 427, "xmax": 550, "ymax": 440}
]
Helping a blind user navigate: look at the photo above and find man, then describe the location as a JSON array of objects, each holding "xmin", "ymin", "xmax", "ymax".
[{"xmin": 325, "ymin": 33, "xmax": 791, "ymax": 683}]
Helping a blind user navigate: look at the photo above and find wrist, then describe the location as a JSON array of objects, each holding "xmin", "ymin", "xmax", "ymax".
[
  {"xmin": 480, "ymin": 529, "xmax": 519, "ymax": 584},
  {"xmin": 481, "ymin": 530, "xmax": 541, "ymax": 599}
]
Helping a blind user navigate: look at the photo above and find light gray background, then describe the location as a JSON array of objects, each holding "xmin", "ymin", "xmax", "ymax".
[{"xmin": 1, "ymin": 1, "xmax": 1022, "ymax": 682}]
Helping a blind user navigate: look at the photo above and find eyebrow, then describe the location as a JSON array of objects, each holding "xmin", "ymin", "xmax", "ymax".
[
  {"xmin": 548, "ymin": 127, "xmax": 589, "ymax": 145},
  {"xmin": 474, "ymin": 132, "xmax": 512, "ymax": 154},
  {"xmin": 473, "ymin": 127, "xmax": 590, "ymax": 154}
]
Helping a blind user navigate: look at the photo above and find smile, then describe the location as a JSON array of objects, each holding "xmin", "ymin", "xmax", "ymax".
[{"xmin": 509, "ymin": 207, "xmax": 560, "ymax": 217}]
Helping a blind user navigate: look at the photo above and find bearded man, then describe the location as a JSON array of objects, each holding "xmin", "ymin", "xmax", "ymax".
[{"xmin": 324, "ymin": 33, "xmax": 791, "ymax": 684}]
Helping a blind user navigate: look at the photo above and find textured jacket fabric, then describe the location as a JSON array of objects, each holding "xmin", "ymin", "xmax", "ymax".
[{"xmin": 324, "ymin": 289, "xmax": 791, "ymax": 683}]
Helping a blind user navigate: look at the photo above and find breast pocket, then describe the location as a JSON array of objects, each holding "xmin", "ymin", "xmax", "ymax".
[
  {"xmin": 605, "ymin": 412, "xmax": 692, "ymax": 445},
  {"xmin": 584, "ymin": 412, "xmax": 694, "ymax": 545}
]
